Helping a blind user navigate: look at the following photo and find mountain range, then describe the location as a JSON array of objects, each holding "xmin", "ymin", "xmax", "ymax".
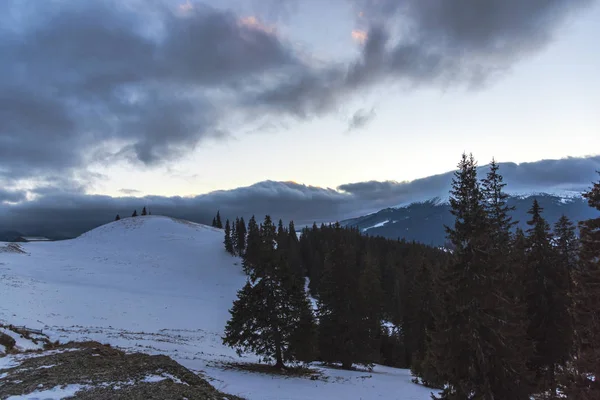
[
  {"xmin": 1, "ymin": 156, "xmax": 599, "ymax": 244},
  {"xmin": 343, "ymin": 193, "xmax": 597, "ymax": 247}
]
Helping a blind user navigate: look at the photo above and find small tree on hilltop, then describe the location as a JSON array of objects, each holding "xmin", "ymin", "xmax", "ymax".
[
  {"xmin": 115, "ymin": 214, "xmax": 121, "ymax": 221},
  {"xmin": 141, "ymin": 206, "xmax": 147, "ymax": 216},
  {"xmin": 132, "ymin": 210, "xmax": 138, "ymax": 217}
]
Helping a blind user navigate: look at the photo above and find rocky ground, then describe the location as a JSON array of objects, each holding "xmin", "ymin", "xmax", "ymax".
[{"xmin": 0, "ymin": 326, "xmax": 243, "ymax": 400}]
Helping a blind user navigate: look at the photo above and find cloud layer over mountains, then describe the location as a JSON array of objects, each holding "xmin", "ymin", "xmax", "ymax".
[
  {"xmin": 0, "ymin": 0, "xmax": 594, "ymax": 189},
  {"xmin": 1, "ymin": 156, "xmax": 598, "ymax": 238}
]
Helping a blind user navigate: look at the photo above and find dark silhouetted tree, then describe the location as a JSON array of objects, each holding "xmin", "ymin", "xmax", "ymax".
[
  {"xmin": 524, "ymin": 199, "xmax": 572, "ymax": 398},
  {"xmin": 224, "ymin": 219, "xmax": 234, "ymax": 255},
  {"xmin": 215, "ymin": 211, "xmax": 223, "ymax": 229},
  {"xmin": 132, "ymin": 210, "xmax": 138, "ymax": 217},
  {"xmin": 115, "ymin": 214, "xmax": 121, "ymax": 221},
  {"xmin": 224, "ymin": 215, "xmax": 316, "ymax": 368},
  {"xmin": 427, "ymin": 153, "xmax": 530, "ymax": 400},
  {"xmin": 235, "ymin": 217, "xmax": 247, "ymax": 256},
  {"xmin": 141, "ymin": 206, "xmax": 147, "ymax": 216},
  {"xmin": 565, "ymin": 175, "xmax": 600, "ymax": 398}
]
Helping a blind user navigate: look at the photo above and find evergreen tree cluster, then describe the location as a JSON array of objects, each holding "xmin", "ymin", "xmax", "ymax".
[
  {"xmin": 220, "ymin": 155, "xmax": 600, "ymax": 398},
  {"xmin": 223, "ymin": 215, "xmax": 450, "ymax": 370},
  {"xmin": 223, "ymin": 217, "xmax": 248, "ymax": 256},
  {"xmin": 422, "ymin": 155, "xmax": 599, "ymax": 399},
  {"xmin": 211, "ymin": 211, "xmax": 223, "ymax": 229}
]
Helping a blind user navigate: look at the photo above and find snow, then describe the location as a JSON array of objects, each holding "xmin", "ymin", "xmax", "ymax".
[
  {"xmin": 0, "ymin": 328, "xmax": 45, "ymax": 351},
  {"xmin": 5, "ymin": 384, "xmax": 88, "ymax": 400},
  {"xmin": 362, "ymin": 220, "xmax": 389, "ymax": 232},
  {"xmin": 0, "ymin": 215, "xmax": 437, "ymax": 400}
]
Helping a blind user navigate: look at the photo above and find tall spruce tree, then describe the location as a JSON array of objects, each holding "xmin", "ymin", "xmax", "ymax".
[
  {"xmin": 427, "ymin": 153, "xmax": 530, "ymax": 399},
  {"xmin": 287, "ymin": 220, "xmax": 303, "ymax": 279},
  {"xmin": 481, "ymin": 158, "xmax": 516, "ymax": 246},
  {"xmin": 212, "ymin": 217, "xmax": 217, "ymax": 227},
  {"xmin": 235, "ymin": 217, "xmax": 247, "ymax": 256},
  {"xmin": 566, "ymin": 176, "xmax": 600, "ymax": 397},
  {"xmin": 215, "ymin": 211, "xmax": 223, "ymax": 229},
  {"xmin": 524, "ymin": 200, "xmax": 572, "ymax": 398},
  {"xmin": 141, "ymin": 206, "xmax": 147, "ymax": 216},
  {"xmin": 224, "ymin": 219, "xmax": 234, "ymax": 255},
  {"xmin": 231, "ymin": 218, "xmax": 238, "ymax": 255},
  {"xmin": 243, "ymin": 215, "xmax": 260, "ymax": 275},
  {"xmin": 223, "ymin": 215, "xmax": 316, "ymax": 368}
]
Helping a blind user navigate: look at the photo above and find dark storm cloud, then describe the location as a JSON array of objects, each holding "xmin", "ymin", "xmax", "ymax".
[
  {"xmin": 0, "ymin": 0, "xmax": 594, "ymax": 185},
  {"xmin": 0, "ymin": 189, "xmax": 27, "ymax": 204},
  {"xmin": 0, "ymin": 0, "xmax": 297, "ymax": 180},
  {"xmin": 347, "ymin": 108, "xmax": 376, "ymax": 131},
  {"xmin": 249, "ymin": 0, "xmax": 594, "ymax": 118},
  {"xmin": 1, "ymin": 156, "xmax": 598, "ymax": 238}
]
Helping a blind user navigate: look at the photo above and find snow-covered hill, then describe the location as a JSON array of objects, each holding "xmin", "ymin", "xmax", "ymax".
[{"xmin": 0, "ymin": 216, "xmax": 435, "ymax": 400}]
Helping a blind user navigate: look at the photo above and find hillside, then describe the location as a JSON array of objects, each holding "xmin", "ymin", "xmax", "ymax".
[
  {"xmin": 344, "ymin": 194, "xmax": 598, "ymax": 246},
  {"xmin": 0, "ymin": 216, "xmax": 436, "ymax": 400}
]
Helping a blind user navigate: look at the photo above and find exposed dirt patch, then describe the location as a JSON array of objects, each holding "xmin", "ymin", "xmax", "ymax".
[
  {"xmin": 0, "ymin": 341, "xmax": 244, "ymax": 399},
  {"xmin": 0, "ymin": 332, "xmax": 16, "ymax": 353},
  {"xmin": 219, "ymin": 361, "xmax": 323, "ymax": 380},
  {"xmin": 0, "ymin": 243, "xmax": 26, "ymax": 254}
]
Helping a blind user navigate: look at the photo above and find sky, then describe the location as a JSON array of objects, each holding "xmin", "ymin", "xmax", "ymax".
[{"xmin": 1, "ymin": 0, "xmax": 599, "ymax": 232}]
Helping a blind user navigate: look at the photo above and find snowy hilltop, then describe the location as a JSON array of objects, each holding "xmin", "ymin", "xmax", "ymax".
[{"xmin": 0, "ymin": 215, "xmax": 435, "ymax": 399}]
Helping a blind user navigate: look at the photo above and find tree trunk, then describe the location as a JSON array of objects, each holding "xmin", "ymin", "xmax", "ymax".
[
  {"xmin": 274, "ymin": 328, "xmax": 284, "ymax": 369},
  {"xmin": 341, "ymin": 359, "xmax": 352, "ymax": 369},
  {"xmin": 549, "ymin": 364, "xmax": 556, "ymax": 400}
]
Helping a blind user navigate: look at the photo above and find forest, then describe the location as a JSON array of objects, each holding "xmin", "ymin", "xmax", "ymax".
[{"xmin": 217, "ymin": 154, "xmax": 599, "ymax": 399}]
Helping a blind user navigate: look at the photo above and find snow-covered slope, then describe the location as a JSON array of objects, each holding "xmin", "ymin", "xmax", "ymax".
[{"xmin": 0, "ymin": 216, "xmax": 435, "ymax": 400}]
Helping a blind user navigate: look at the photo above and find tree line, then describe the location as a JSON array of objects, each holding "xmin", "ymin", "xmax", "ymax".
[{"xmin": 217, "ymin": 154, "xmax": 600, "ymax": 399}]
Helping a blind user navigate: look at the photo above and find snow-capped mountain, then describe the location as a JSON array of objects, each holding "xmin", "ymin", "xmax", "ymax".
[
  {"xmin": 0, "ymin": 215, "xmax": 435, "ymax": 400},
  {"xmin": 344, "ymin": 193, "xmax": 598, "ymax": 246}
]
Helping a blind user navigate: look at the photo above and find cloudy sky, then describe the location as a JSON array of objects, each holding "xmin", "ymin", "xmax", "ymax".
[{"xmin": 1, "ymin": 0, "xmax": 599, "ymax": 232}]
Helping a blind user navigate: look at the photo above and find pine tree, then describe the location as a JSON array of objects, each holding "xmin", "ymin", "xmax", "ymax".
[
  {"xmin": 132, "ymin": 210, "xmax": 138, "ymax": 217},
  {"xmin": 141, "ymin": 206, "xmax": 147, "ymax": 216},
  {"xmin": 212, "ymin": 217, "xmax": 217, "ymax": 227},
  {"xmin": 427, "ymin": 153, "xmax": 530, "ymax": 399},
  {"xmin": 243, "ymin": 215, "xmax": 260, "ymax": 275},
  {"xmin": 223, "ymin": 215, "xmax": 316, "ymax": 368},
  {"xmin": 215, "ymin": 211, "xmax": 223, "ymax": 229},
  {"xmin": 235, "ymin": 217, "xmax": 247, "ymax": 256},
  {"xmin": 566, "ymin": 176, "xmax": 600, "ymax": 397},
  {"xmin": 224, "ymin": 219, "xmax": 234, "ymax": 255},
  {"xmin": 317, "ymin": 226, "xmax": 380, "ymax": 369},
  {"xmin": 231, "ymin": 218, "xmax": 238, "ymax": 255},
  {"xmin": 115, "ymin": 214, "xmax": 121, "ymax": 221},
  {"xmin": 524, "ymin": 200, "xmax": 572, "ymax": 398},
  {"xmin": 287, "ymin": 220, "xmax": 303, "ymax": 279},
  {"xmin": 481, "ymin": 158, "xmax": 516, "ymax": 246}
]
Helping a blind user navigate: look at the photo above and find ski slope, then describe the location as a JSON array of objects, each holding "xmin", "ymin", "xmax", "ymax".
[{"xmin": 0, "ymin": 216, "xmax": 436, "ymax": 399}]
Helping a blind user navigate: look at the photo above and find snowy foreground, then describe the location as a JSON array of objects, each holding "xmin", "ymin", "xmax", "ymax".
[{"xmin": 0, "ymin": 216, "xmax": 436, "ymax": 399}]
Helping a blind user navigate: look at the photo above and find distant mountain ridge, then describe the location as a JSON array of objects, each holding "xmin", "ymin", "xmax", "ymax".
[{"xmin": 343, "ymin": 193, "xmax": 598, "ymax": 247}]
